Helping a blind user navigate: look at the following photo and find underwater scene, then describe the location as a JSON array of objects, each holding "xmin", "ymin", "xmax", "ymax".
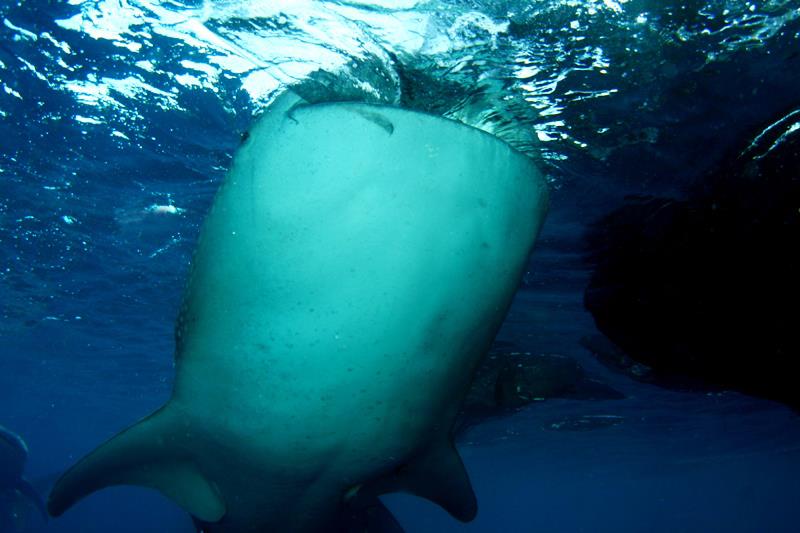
[{"xmin": 1, "ymin": 0, "xmax": 799, "ymax": 531}]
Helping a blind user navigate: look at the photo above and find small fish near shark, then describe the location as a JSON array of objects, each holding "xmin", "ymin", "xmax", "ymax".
[
  {"xmin": 1, "ymin": 426, "xmax": 47, "ymax": 532},
  {"xmin": 48, "ymin": 93, "xmax": 549, "ymax": 532}
]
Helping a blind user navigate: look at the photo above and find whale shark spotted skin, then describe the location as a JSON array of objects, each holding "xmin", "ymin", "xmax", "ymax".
[{"xmin": 48, "ymin": 94, "xmax": 549, "ymax": 532}]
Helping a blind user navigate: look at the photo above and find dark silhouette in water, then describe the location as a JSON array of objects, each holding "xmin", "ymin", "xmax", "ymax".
[
  {"xmin": 346, "ymin": 351, "xmax": 623, "ymax": 532},
  {"xmin": 283, "ymin": 351, "xmax": 621, "ymax": 533},
  {"xmin": 584, "ymin": 107, "xmax": 800, "ymax": 410},
  {"xmin": 458, "ymin": 351, "xmax": 624, "ymax": 431},
  {"xmin": 0, "ymin": 426, "xmax": 47, "ymax": 532}
]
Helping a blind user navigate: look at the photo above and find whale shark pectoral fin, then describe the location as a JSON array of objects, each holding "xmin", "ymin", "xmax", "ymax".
[
  {"xmin": 47, "ymin": 408, "xmax": 225, "ymax": 523},
  {"xmin": 130, "ymin": 459, "xmax": 225, "ymax": 523},
  {"xmin": 401, "ymin": 439, "xmax": 477, "ymax": 522},
  {"xmin": 361, "ymin": 438, "xmax": 477, "ymax": 523}
]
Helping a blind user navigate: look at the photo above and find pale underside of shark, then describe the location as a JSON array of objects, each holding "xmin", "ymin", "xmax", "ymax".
[{"xmin": 48, "ymin": 93, "xmax": 549, "ymax": 532}]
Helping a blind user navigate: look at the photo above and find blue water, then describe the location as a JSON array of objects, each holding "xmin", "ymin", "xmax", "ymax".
[{"xmin": 2, "ymin": 0, "xmax": 800, "ymax": 532}]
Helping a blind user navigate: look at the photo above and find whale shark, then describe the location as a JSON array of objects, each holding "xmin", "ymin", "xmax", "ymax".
[
  {"xmin": 48, "ymin": 93, "xmax": 549, "ymax": 532},
  {"xmin": 1, "ymin": 426, "xmax": 47, "ymax": 532}
]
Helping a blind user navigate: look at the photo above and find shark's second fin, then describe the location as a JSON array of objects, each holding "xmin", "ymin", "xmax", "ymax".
[
  {"xmin": 340, "ymin": 494, "xmax": 406, "ymax": 533},
  {"xmin": 359, "ymin": 438, "xmax": 477, "ymax": 523},
  {"xmin": 15, "ymin": 477, "xmax": 47, "ymax": 520},
  {"xmin": 47, "ymin": 408, "xmax": 225, "ymax": 523}
]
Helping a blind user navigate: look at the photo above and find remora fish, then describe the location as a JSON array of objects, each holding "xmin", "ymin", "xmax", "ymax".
[{"xmin": 48, "ymin": 94, "xmax": 549, "ymax": 532}]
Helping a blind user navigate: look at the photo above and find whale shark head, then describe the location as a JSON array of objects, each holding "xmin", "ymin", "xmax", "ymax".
[{"xmin": 48, "ymin": 93, "xmax": 549, "ymax": 531}]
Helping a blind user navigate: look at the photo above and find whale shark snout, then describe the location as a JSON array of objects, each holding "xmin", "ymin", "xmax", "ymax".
[{"xmin": 48, "ymin": 93, "xmax": 549, "ymax": 532}]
